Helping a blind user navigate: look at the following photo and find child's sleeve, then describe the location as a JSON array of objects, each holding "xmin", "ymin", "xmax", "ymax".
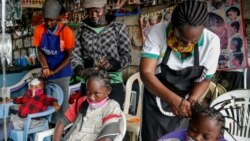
[
  {"xmin": 61, "ymin": 97, "xmax": 85, "ymax": 126},
  {"xmin": 97, "ymin": 100, "xmax": 122, "ymax": 140},
  {"xmin": 13, "ymin": 93, "xmax": 27, "ymax": 104},
  {"xmin": 44, "ymin": 96, "xmax": 57, "ymax": 106}
]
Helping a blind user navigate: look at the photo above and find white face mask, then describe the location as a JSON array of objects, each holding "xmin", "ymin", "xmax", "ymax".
[
  {"xmin": 186, "ymin": 136, "xmax": 195, "ymax": 141},
  {"xmin": 86, "ymin": 97, "xmax": 108, "ymax": 109}
]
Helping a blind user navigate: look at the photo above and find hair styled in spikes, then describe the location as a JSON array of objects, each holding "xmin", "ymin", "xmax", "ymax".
[
  {"xmin": 171, "ymin": 0, "xmax": 208, "ymax": 29},
  {"xmin": 191, "ymin": 103, "xmax": 225, "ymax": 135}
]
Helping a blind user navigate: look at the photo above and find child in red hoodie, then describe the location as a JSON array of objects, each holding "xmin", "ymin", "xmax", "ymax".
[{"xmin": 10, "ymin": 77, "xmax": 60, "ymax": 129}]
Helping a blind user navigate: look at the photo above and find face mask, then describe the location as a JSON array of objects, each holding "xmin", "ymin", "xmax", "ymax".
[
  {"xmin": 167, "ymin": 28, "xmax": 195, "ymax": 53},
  {"xmin": 186, "ymin": 135, "xmax": 195, "ymax": 141},
  {"xmin": 28, "ymin": 88, "xmax": 44, "ymax": 97},
  {"xmin": 91, "ymin": 15, "xmax": 106, "ymax": 26},
  {"xmin": 87, "ymin": 97, "xmax": 108, "ymax": 109}
]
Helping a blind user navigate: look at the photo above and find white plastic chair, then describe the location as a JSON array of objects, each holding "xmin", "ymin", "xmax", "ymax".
[
  {"xmin": 68, "ymin": 82, "xmax": 81, "ymax": 98},
  {"xmin": 34, "ymin": 112, "xmax": 127, "ymax": 141},
  {"xmin": 123, "ymin": 72, "xmax": 143, "ymax": 141},
  {"xmin": 210, "ymin": 89, "xmax": 250, "ymax": 141}
]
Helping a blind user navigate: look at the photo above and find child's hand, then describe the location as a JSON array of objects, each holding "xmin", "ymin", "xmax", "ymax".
[
  {"xmin": 5, "ymin": 97, "xmax": 13, "ymax": 103},
  {"xmin": 0, "ymin": 97, "xmax": 12, "ymax": 104},
  {"xmin": 53, "ymin": 102, "xmax": 61, "ymax": 111}
]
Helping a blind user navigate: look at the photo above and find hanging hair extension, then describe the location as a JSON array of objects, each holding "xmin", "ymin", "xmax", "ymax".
[
  {"xmin": 191, "ymin": 102, "xmax": 225, "ymax": 136},
  {"xmin": 171, "ymin": 0, "xmax": 208, "ymax": 29}
]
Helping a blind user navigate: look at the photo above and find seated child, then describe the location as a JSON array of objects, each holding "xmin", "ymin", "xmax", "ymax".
[
  {"xmin": 2, "ymin": 77, "xmax": 60, "ymax": 129},
  {"xmin": 158, "ymin": 103, "xmax": 227, "ymax": 141},
  {"xmin": 54, "ymin": 69, "xmax": 122, "ymax": 141},
  {"xmin": 0, "ymin": 77, "xmax": 60, "ymax": 140}
]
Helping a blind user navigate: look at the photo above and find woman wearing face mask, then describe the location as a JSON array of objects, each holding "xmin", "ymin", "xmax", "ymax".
[
  {"xmin": 140, "ymin": 1, "xmax": 221, "ymax": 140},
  {"xmin": 72, "ymin": 0, "xmax": 131, "ymax": 108}
]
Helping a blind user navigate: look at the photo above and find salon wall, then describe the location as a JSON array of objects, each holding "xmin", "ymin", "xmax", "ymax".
[
  {"xmin": 116, "ymin": 5, "xmax": 169, "ymax": 80},
  {"xmin": 116, "ymin": 1, "xmax": 250, "ymax": 80},
  {"xmin": 242, "ymin": 0, "xmax": 250, "ymax": 82}
]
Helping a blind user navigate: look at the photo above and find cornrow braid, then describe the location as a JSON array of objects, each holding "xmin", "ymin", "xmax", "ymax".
[
  {"xmin": 171, "ymin": 0, "xmax": 208, "ymax": 29},
  {"xmin": 85, "ymin": 69, "xmax": 111, "ymax": 88},
  {"xmin": 192, "ymin": 103, "xmax": 225, "ymax": 136}
]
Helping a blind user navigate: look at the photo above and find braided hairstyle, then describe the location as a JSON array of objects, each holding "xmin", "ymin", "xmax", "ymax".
[
  {"xmin": 85, "ymin": 69, "xmax": 111, "ymax": 88},
  {"xmin": 191, "ymin": 103, "xmax": 225, "ymax": 136},
  {"xmin": 171, "ymin": 0, "xmax": 208, "ymax": 29},
  {"xmin": 231, "ymin": 37, "xmax": 243, "ymax": 52}
]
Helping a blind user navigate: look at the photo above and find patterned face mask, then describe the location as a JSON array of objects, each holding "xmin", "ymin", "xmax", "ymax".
[{"xmin": 167, "ymin": 27, "xmax": 195, "ymax": 53}]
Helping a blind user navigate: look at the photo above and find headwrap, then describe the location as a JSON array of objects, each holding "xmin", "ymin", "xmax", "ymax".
[
  {"xmin": 83, "ymin": 0, "xmax": 107, "ymax": 9},
  {"xmin": 43, "ymin": 0, "xmax": 61, "ymax": 19}
]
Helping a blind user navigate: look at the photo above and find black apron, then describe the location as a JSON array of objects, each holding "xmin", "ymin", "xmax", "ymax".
[{"xmin": 141, "ymin": 45, "xmax": 204, "ymax": 141}]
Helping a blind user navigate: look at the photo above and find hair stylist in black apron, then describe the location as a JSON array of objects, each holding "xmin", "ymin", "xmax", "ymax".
[{"xmin": 139, "ymin": 1, "xmax": 221, "ymax": 141}]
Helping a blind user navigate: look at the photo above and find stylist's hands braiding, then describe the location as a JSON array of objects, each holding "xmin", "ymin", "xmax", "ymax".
[
  {"xmin": 98, "ymin": 59, "xmax": 113, "ymax": 70},
  {"xmin": 170, "ymin": 96, "xmax": 191, "ymax": 117}
]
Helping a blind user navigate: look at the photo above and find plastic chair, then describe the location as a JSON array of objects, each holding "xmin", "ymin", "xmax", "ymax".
[
  {"xmin": 216, "ymin": 83, "xmax": 227, "ymax": 97},
  {"xmin": 123, "ymin": 72, "xmax": 143, "ymax": 141},
  {"xmin": 210, "ymin": 89, "xmax": 250, "ymax": 141},
  {"xmin": 7, "ymin": 83, "xmax": 64, "ymax": 141},
  {"xmin": 198, "ymin": 81, "xmax": 219, "ymax": 103},
  {"xmin": 34, "ymin": 112, "xmax": 127, "ymax": 141},
  {"xmin": 68, "ymin": 82, "xmax": 81, "ymax": 99},
  {"xmin": 0, "ymin": 102, "xmax": 15, "ymax": 119}
]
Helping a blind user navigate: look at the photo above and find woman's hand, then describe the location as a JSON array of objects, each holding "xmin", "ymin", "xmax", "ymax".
[
  {"xmin": 98, "ymin": 59, "xmax": 112, "ymax": 70},
  {"xmin": 79, "ymin": 67, "xmax": 99, "ymax": 78},
  {"xmin": 42, "ymin": 68, "xmax": 50, "ymax": 78},
  {"xmin": 97, "ymin": 58, "xmax": 120, "ymax": 72},
  {"xmin": 178, "ymin": 99, "xmax": 192, "ymax": 117},
  {"xmin": 48, "ymin": 70, "xmax": 56, "ymax": 76},
  {"xmin": 43, "ymin": 68, "xmax": 57, "ymax": 78},
  {"xmin": 170, "ymin": 96, "xmax": 191, "ymax": 117}
]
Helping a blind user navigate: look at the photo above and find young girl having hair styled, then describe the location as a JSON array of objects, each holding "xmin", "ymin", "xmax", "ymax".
[
  {"xmin": 53, "ymin": 69, "xmax": 122, "ymax": 141},
  {"xmin": 158, "ymin": 103, "xmax": 227, "ymax": 141}
]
